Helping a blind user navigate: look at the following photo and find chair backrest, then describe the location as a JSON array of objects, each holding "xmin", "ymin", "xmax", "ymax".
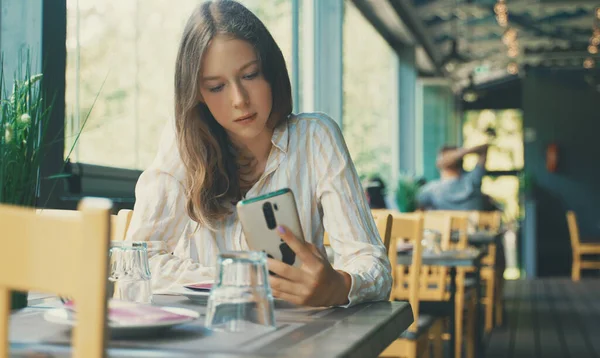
[
  {"xmin": 323, "ymin": 210, "xmax": 392, "ymax": 252},
  {"xmin": 386, "ymin": 213, "xmax": 423, "ymax": 333},
  {"xmin": 372, "ymin": 210, "xmax": 393, "ymax": 253},
  {"xmin": 477, "ymin": 211, "xmax": 502, "ymax": 231},
  {"xmin": 112, "ymin": 209, "xmax": 133, "ymax": 241},
  {"xmin": 423, "ymin": 211, "xmax": 453, "ymax": 250},
  {"xmin": 418, "ymin": 212, "xmax": 452, "ymax": 300},
  {"xmin": 449, "ymin": 215, "xmax": 469, "ymax": 250},
  {"xmin": 1, "ymin": 198, "xmax": 112, "ymax": 358},
  {"xmin": 566, "ymin": 211, "xmax": 580, "ymax": 251},
  {"xmin": 37, "ymin": 208, "xmax": 132, "ymax": 242}
]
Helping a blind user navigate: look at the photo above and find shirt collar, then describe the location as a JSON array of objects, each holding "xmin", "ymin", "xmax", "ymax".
[{"xmin": 270, "ymin": 116, "xmax": 289, "ymax": 154}]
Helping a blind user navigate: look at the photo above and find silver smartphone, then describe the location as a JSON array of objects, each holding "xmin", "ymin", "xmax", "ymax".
[{"xmin": 236, "ymin": 188, "xmax": 305, "ymax": 267}]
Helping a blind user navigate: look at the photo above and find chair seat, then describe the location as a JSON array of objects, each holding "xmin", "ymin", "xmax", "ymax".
[{"xmin": 400, "ymin": 314, "xmax": 437, "ymax": 340}]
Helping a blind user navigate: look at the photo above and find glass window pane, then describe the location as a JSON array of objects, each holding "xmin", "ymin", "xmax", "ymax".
[
  {"xmin": 342, "ymin": 1, "xmax": 396, "ymax": 186},
  {"xmin": 463, "ymin": 109, "xmax": 524, "ymax": 171},
  {"xmin": 66, "ymin": 0, "xmax": 293, "ymax": 170}
]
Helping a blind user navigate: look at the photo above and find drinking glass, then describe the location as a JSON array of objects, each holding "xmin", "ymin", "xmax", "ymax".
[
  {"xmin": 422, "ymin": 229, "xmax": 442, "ymax": 254},
  {"xmin": 108, "ymin": 242, "xmax": 153, "ymax": 304},
  {"xmin": 205, "ymin": 251, "xmax": 276, "ymax": 332}
]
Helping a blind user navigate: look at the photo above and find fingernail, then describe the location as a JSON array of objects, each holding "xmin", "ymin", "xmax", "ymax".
[{"xmin": 277, "ymin": 226, "xmax": 285, "ymax": 234}]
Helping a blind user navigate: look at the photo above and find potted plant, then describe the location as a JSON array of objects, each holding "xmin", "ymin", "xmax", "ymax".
[
  {"xmin": 1, "ymin": 54, "xmax": 94, "ymax": 309},
  {"xmin": 395, "ymin": 174, "xmax": 420, "ymax": 213}
]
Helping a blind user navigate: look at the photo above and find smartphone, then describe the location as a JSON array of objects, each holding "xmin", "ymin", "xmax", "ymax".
[{"xmin": 236, "ymin": 188, "xmax": 305, "ymax": 267}]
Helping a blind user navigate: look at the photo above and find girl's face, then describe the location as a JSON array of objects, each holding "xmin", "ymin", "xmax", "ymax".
[{"xmin": 198, "ymin": 35, "xmax": 273, "ymax": 146}]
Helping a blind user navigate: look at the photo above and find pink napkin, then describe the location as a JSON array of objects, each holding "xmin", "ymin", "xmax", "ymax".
[{"xmin": 64, "ymin": 299, "xmax": 194, "ymax": 324}]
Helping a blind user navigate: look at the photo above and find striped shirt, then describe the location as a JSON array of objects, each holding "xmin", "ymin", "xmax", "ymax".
[{"xmin": 126, "ymin": 112, "xmax": 392, "ymax": 306}]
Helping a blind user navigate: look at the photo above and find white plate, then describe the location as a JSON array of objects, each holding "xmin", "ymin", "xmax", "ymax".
[
  {"xmin": 181, "ymin": 290, "xmax": 210, "ymax": 304},
  {"xmin": 176, "ymin": 287, "xmax": 293, "ymax": 308},
  {"xmin": 43, "ymin": 306, "xmax": 199, "ymax": 338}
]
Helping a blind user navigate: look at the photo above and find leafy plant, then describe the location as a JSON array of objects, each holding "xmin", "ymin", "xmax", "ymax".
[
  {"xmin": 1, "ymin": 53, "xmax": 102, "ymax": 209},
  {"xmin": 0, "ymin": 57, "xmax": 51, "ymax": 207},
  {"xmin": 1, "ymin": 52, "xmax": 101, "ymax": 310},
  {"xmin": 395, "ymin": 174, "xmax": 420, "ymax": 213}
]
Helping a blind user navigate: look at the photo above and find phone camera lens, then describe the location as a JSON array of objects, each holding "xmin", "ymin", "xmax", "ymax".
[
  {"xmin": 273, "ymin": 204, "xmax": 278, "ymax": 211},
  {"xmin": 262, "ymin": 202, "xmax": 277, "ymax": 230}
]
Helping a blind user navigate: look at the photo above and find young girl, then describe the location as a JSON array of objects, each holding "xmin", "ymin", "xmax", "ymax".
[{"xmin": 126, "ymin": 0, "xmax": 391, "ymax": 307}]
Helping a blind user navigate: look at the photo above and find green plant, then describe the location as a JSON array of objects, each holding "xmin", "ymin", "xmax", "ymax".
[
  {"xmin": 1, "ymin": 53, "xmax": 101, "ymax": 310},
  {"xmin": 395, "ymin": 174, "xmax": 420, "ymax": 213},
  {"xmin": 1, "ymin": 64, "xmax": 51, "ymax": 207}
]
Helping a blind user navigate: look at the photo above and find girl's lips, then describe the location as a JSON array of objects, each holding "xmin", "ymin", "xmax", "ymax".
[{"xmin": 234, "ymin": 113, "xmax": 257, "ymax": 123}]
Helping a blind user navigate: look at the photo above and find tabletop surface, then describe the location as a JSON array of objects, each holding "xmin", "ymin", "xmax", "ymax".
[
  {"xmin": 451, "ymin": 230, "xmax": 503, "ymax": 245},
  {"xmin": 10, "ymin": 294, "xmax": 413, "ymax": 358},
  {"xmin": 397, "ymin": 248, "xmax": 484, "ymax": 267}
]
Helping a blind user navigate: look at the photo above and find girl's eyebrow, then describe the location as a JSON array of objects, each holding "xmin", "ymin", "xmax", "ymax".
[{"xmin": 201, "ymin": 60, "xmax": 259, "ymax": 82}]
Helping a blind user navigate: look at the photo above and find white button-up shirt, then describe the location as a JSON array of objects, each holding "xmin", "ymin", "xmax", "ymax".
[{"xmin": 126, "ymin": 112, "xmax": 392, "ymax": 306}]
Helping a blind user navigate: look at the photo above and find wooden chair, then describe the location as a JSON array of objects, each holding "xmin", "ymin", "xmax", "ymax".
[
  {"xmin": 433, "ymin": 210, "xmax": 504, "ymax": 331},
  {"xmin": 0, "ymin": 198, "xmax": 112, "ymax": 358},
  {"xmin": 421, "ymin": 212, "xmax": 476, "ymax": 358},
  {"xmin": 566, "ymin": 211, "xmax": 600, "ymax": 281},
  {"xmin": 476, "ymin": 211, "xmax": 504, "ymax": 330},
  {"xmin": 323, "ymin": 210, "xmax": 393, "ymax": 251},
  {"xmin": 382, "ymin": 213, "xmax": 443, "ymax": 358},
  {"xmin": 37, "ymin": 208, "xmax": 133, "ymax": 242},
  {"xmin": 112, "ymin": 209, "xmax": 133, "ymax": 241}
]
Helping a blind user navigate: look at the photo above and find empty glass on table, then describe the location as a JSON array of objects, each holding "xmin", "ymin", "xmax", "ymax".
[
  {"xmin": 205, "ymin": 251, "xmax": 276, "ymax": 333},
  {"xmin": 109, "ymin": 242, "xmax": 153, "ymax": 304}
]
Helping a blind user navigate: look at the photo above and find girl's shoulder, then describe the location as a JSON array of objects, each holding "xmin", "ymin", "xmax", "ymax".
[{"xmin": 287, "ymin": 112, "xmax": 343, "ymax": 139}]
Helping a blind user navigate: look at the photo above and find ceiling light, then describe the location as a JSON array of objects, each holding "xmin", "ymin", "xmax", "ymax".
[
  {"xmin": 463, "ymin": 91, "xmax": 478, "ymax": 102},
  {"xmin": 589, "ymin": 45, "xmax": 598, "ymax": 55},
  {"xmin": 507, "ymin": 62, "xmax": 519, "ymax": 75},
  {"xmin": 441, "ymin": 40, "xmax": 469, "ymax": 73},
  {"xmin": 584, "ymin": 58, "xmax": 595, "ymax": 69},
  {"xmin": 462, "ymin": 74, "xmax": 478, "ymax": 102}
]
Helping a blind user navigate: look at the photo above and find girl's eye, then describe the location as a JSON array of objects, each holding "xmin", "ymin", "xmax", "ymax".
[
  {"xmin": 208, "ymin": 84, "xmax": 224, "ymax": 93},
  {"xmin": 243, "ymin": 71, "xmax": 259, "ymax": 80}
]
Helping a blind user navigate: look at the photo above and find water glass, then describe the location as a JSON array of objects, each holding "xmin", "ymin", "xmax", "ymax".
[
  {"xmin": 422, "ymin": 229, "xmax": 442, "ymax": 254},
  {"xmin": 109, "ymin": 242, "xmax": 153, "ymax": 304},
  {"xmin": 205, "ymin": 251, "xmax": 276, "ymax": 333}
]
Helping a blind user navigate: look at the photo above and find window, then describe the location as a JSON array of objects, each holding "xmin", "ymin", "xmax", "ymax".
[
  {"xmin": 342, "ymin": 1, "xmax": 397, "ymax": 186},
  {"xmin": 463, "ymin": 109, "xmax": 524, "ymax": 220},
  {"xmin": 65, "ymin": 0, "xmax": 293, "ymax": 170}
]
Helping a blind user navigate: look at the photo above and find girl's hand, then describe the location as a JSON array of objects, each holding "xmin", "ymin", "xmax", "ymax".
[{"xmin": 267, "ymin": 225, "xmax": 352, "ymax": 307}]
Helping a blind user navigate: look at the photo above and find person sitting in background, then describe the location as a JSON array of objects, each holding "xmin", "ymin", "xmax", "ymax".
[
  {"xmin": 364, "ymin": 176, "xmax": 388, "ymax": 209},
  {"xmin": 417, "ymin": 144, "xmax": 489, "ymax": 211}
]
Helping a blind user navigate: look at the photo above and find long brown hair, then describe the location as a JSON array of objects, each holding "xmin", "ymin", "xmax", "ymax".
[{"xmin": 174, "ymin": 0, "xmax": 292, "ymax": 229}]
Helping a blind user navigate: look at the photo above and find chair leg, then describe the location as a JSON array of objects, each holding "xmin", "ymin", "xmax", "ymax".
[
  {"xmin": 495, "ymin": 275, "xmax": 504, "ymax": 327},
  {"xmin": 572, "ymin": 255, "xmax": 581, "ymax": 281},
  {"xmin": 0, "ymin": 289, "xmax": 10, "ymax": 358},
  {"xmin": 484, "ymin": 270, "xmax": 495, "ymax": 333},
  {"xmin": 407, "ymin": 340, "xmax": 417, "ymax": 358},
  {"xmin": 379, "ymin": 339, "xmax": 404, "ymax": 358},
  {"xmin": 420, "ymin": 337, "xmax": 430, "ymax": 358},
  {"xmin": 466, "ymin": 294, "xmax": 476, "ymax": 358},
  {"xmin": 431, "ymin": 319, "xmax": 444, "ymax": 358},
  {"xmin": 455, "ymin": 289, "xmax": 464, "ymax": 358}
]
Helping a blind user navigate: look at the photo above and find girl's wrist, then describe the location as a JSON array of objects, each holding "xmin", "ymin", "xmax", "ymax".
[{"xmin": 333, "ymin": 270, "xmax": 352, "ymax": 306}]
